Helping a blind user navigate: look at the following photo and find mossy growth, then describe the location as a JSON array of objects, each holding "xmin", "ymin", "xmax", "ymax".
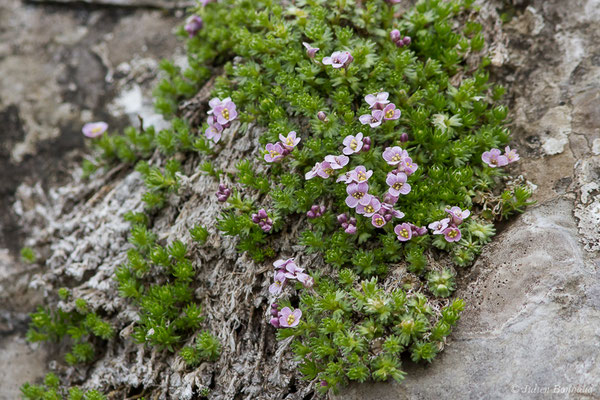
[{"xmin": 23, "ymin": 0, "xmax": 534, "ymax": 397}]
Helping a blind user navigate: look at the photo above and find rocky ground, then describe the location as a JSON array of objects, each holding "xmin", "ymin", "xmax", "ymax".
[{"xmin": 1, "ymin": 0, "xmax": 599, "ymax": 399}]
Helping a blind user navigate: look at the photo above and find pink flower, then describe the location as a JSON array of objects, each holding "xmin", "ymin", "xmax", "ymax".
[
  {"xmin": 397, "ymin": 156, "xmax": 418, "ymax": 176},
  {"xmin": 279, "ymin": 131, "xmax": 301, "ymax": 150},
  {"xmin": 348, "ymin": 166, "xmax": 373, "ymax": 183},
  {"xmin": 382, "ymin": 146, "xmax": 407, "ymax": 166},
  {"xmin": 305, "ymin": 162, "xmax": 322, "ymax": 180},
  {"xmin": 205, "ymin": 115, "xmax": 223, "ymax": 143},
  {"xmin": 345, "ymin": 223, "xmax": 357, "ymax": 234},
  {"xmin": 264, "ymin": 143, "xmax": 285, "ymax": 163},
  {"xmin": 443, "ymin": 226, "xmax": 462, "ymax": 242},
  {"xmin": 317, "ymin": 161, "xmax": 335, "ymax": 178},
  {"xmin": 386, "ymin": 171, "xmax": 411, "ymax": 196},
  {"xmin": 324, "ymin": 154, "xmax": 349, "ymax": 169},
  {"xmin": 365, "ymin": 92, "xmax": 390, "ymax": 109},
  {"xmin": 184, "ymin": 15, "xmax": 203, "ymax": 37},
  {"xmin": 269, "ymin": 271, "xmax": 287, "ymax": 295},
  {"xmin": 390, "ymin": 29, "xmax": 401, "ymax": 42},
  {"xmin": 482, "ymin": 148, "xmax": 509, "ymax": 168},
  {"xmin": 382, "ymin": 103, "xmax": 401, "ymax": 120},
  {"xmin": 380, "ymin": 202, "xmax": 405, "ymax": 220},
  {"xmin": 302, "ymin": 42, "xmax": 320, "ymax": 58},
  {"xmin": 428, "ymin": 218, "xmax": 450, "ymax": 234},
  {"xmin": 356, "ymin": 196, "xmax": 381, "ymax": 217},
  {"xmin": 82, "ymin": 121, "xmax": 108, "ymax": 138},
  {"xmin": 394, "ymin": 223, "xmax": 413, "ymax": 242},
  {"xmin": 342, "ymin": 132, "xmax": 364, "ymax": 155},
  {"xmin": 307, "ymin": 205, "xmax": 326, "ymax": 219},
  {"xmin": 345, "ymin": 182, "xmax": 371, "ymax": 208},
  {"xmin": 445, "ymin": 206, "xmax": 470, "ymax": 225},
  {"xmin": 322, "ymin": 51, "xmax": 353, "ymax": 69},
  {"xmin": 371, "ymin": 213, "xmax": 387, "ymax": 228},
  {"xmin": 504, "ymin": 146, "xmax": 520, "ymax": 163},
  {"xmin": 278, "ymin": 307, "xmax": 302, "ymax": 328},
  {"xmin": 213, "ymin": 100, "xmax": 238, "ymax": 125},
  {"xmin": 359, "ymin": 110, "xmax": 384, "ymax": 128}
]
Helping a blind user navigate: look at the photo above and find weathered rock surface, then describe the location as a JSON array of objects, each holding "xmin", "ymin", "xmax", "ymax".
[{"xmin": 1, "ymin": 0, "xmax": 600, "ymax": 399}]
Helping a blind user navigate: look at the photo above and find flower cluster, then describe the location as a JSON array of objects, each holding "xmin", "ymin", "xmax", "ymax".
[
  {"xmin": 337, "ymin": 214, "xmax": 357, "ymax": 234},
  {"xmin": 270, "ymin": 305, "xmax": 302, "ymax": 328},
  {"xmin": 428, "ymin": 207, "xmax": 470, "ymax": 242},
  {"xmin": 264, "ymin": 131, "xmax": 301, "ymax": 163},
  {"xmin": 390, "ymin": 29, "xmax": 411, "ymax": 47},
  {"xmin": 482, "ymin": 146, "xmax": 520, "ymax": 168},
  {"xmin": 359, "ymin": 92, "xmax": 401, "ymax": 127},
  {"xmin": 216, "ymin": 184, "xmax": 231, "ymax": 202},
  {"xmin": 268, "ymin": 258, "xmax": 313, "ymax": 295},
  {"xmin": 322, "ymin": 51, "xmax": 353, "ymax": 69},
  {"xmin": 82, "ymin": 121, "xmax": 108, "ymax": 138},
  {"xmin": 394, "ymin": 222, "xmax": 427, "ymax": 241},
  {"xmin": 307, "ymin": 205, "xmax": 326, "ymax": 219},
  {"xmin": 204, "ymin": 97, "xmax": 238, "ymax": 143},
  {"xmin": 185, "ymin": 16, "xmax": 203, "ymax": 37},
  {"xmin": 251, "ymin": 209, "xmax": 272, "ymax": 232}
]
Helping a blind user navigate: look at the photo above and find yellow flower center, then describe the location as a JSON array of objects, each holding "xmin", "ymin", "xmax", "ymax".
[
  {"xmin": 350, "ymin": 139, "xmax": 358, "ymax": 150},
  {"xmin": 324, "ymin": 168, "xmax": 334, "ymax": 175},
  {"xmin": 222, "ymin": 108, "xmax": 230, "ymax": 120},
  {"xmin": 270, "ymin": 150, "xmax": 280, "ymax": 158},
  {"xmin": 392, "ymin": 154, "xmax": 402, "ymax": 162},
  {"xmin": 287, "ymin": 314, "xmax": 296, "ymax": 325},
  {"xmin": 286, "ymin": 138, "xmax": 294, "ymax": 146},
  {"xmin": 92, "ymin": 127, "xmax": 102, "ymax": 133},
  {"xmin": 400, "ymin": 228, "xmax": 409, "ymax": 238},
  {"xmin": 393, "ymin": 182, "xmax": 403, "ymax": 190},
  {"xmin": 353, "ymin": 192, "xmax": 364, "ymax": 199},
  {"xmin": 365, "ymin": 205, "xmax": 374, "ymax": 213},
  {"xmin": 385, "ymin": 109, "xmax": 395, "ymax": 118},
  {"xmin": 375, "ymin": 217, "xmax": 384, "ymax": 226},
  {"xmin": 275, "ymin": 281, "xmax": 281, "ymax": 287},
  {"xmin": 448, "ymin": 230, "xmax": 457, "ymax": 238},
  {"xmin": 357, "ymin": 171, "xmax": 367, "ymax": 181}
]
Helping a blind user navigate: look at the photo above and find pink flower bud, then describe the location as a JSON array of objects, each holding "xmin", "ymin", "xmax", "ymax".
[
  {"xmin": 400, "ymin": 132, "xmax": 409, "ymax": 142},
  {"xmin": 390, "ymin": 29, "xmax": 401, "ymax": 42},
  {"xmin": 317, "ymin": 111, "xmax": 327, "ymax": 122}
]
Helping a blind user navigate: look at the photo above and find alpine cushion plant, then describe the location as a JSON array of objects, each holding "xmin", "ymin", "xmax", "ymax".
[{"xmin": 37, "ymin": 0, "xmax": 533, "ymax": 397}]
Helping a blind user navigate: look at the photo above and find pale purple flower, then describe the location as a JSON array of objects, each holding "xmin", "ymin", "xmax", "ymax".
[
  {"xmin": 356, "ymin": 196, "xmax": 381, "ymax": 217},
  {"xmin": 348, "ymin": 166, "xmax": 373, "ymax": 183},
  {"xmin": 205, "ymin": 115, "xmax": 223, "ymax": 143},
  {"xmin": 365, "ymin": 92, "xmax": 390, "ymax": 109},
  {"xmin": 345, "ymin": 182, "xmax": 371, "ymax": 208},
  {"xmin": 216, "ymin": 184, "xmax": 231, "ymax": 202},
  {"xmin": 397, "ymin": 156, "xmax": 418, "ymax": 175},
  {"xmin": 390, "ymin": 29, "xmax": 401, "ymax": 42},
  {"xmin": 443, "ymin": 226, "xmax": 462, "ymax": 242},
  {"xmin": 283, "ymin": 262, "xmax": 305, "ymax": 279},
  {"xmin": 269, "ymin": 271, "xmax": 287, "ymax": 295},
  {"xmin": 482, "ymin": 148, "xmax": 509, "ymax": 168},
  {"xmin": 82, "ymin": 121, "xmax": 108, "ymax": 138},
  {"xmin": 395, "ymin": 223, "xmax": 413, "ymax": 242},
  {"xmin": 445, "ymin": 206, "xmax": 470, "ymax": 225},
  {"xmin": 278, "ymin": 307, "xmax": 302, "ymax": 328},
  {"xmin": 383, "ymin": 193, "xmax": 399, "ymax": 205},
  {"xmin": 342, "ymin": 132, "xmax": 364, "ymax": 155},
  {"xmin": 504, "ymin": 146, "xmax": 520, "ymax": 163},
  {"xmin": 307, "ymin": 205, "xmax": 326, "ymax": 219},
  {"xmin": 306, "ymin": 162, "xmax": 322, "ymax": 180},
  {"xmin": 382, "ymin": 146, "xmax": 407, "ymax": 166},
  {"xmin": 199, "ymin": 0, "xmax": 216, "ymax": 5},
  {"xmin": 274, "ymin": 258, "xmax": 295, "ymax": 271},
  {"xmin": 264, "ymin": 143, "xmax": 285, "ymax": 163},
  {"xmin": 295, "ymin": 272, "xmax": 314, "ymax": 288},
  {"xmin": 207, "ymin": 97, "xmax": 231, "ymax": 114},
  {"xmin": 317, "ymin": 161, "xmax": 335, "ymax": 178},
  {"xmin": 402, "ymin": 37, "xmax": 411, "ymax": 46},
  {"xmin": 322, "ymin": 51, "xmax": 353, "ymax": 69},
  {"xmin": 380, "ymin": 202, "xmax": 405, "ymax": 220},
  {"xmin": 382, "ymin": 103, "xmax": 401, "ymax": 120},
  {"xmin": 279, "ymin": 131, "xmax": 301, "ymax": 150},
  {"xmin": 410, "ymin": 224, "xmax": 428, "ymax": 237},
  {"xmin": 371, "ymin": 214, "xmax": 387, "ymax": 228},
  {"xmin": 213, "ymin": 100, "xmax": 238, "ymax": 125},
  {"xmin": 386, "ymin": 171, "xmax": 411, "ymax": 196},
  {"xmin": 185, "ymin": 15, "xmax": 203, "ymax": 37},
  {"xmin": 336, "ymin": 172, "xmax": 352, "ymax": 183},
  {"xmin": 302, "ymin": 42, "xmax": 320, "ymax": 58},
  {"xmin": 324, "ymin": 154, "xmax": 349, "ymax": 169},
  {"xmin": 345, "ymin": 223, "xmax": 357, "ymax": 234},
  {"xmin": 428, "ymin": 218, "xmax": 450, "ymax": 234},
  {"xmin": 359, "ymin": 110, "xmax": 384, "ymax": 128},
  {"xmin": 317, "ymin": 111, "xmax": 328, "ymax": 122}
]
